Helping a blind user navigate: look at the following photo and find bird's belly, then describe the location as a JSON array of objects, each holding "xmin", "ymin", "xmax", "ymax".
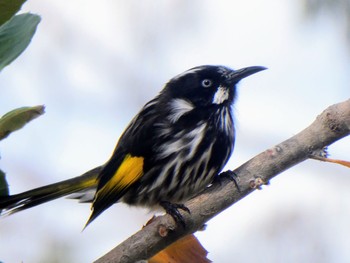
[
  {"xmin": 122, "ymin": 141, "xmax": 219, "ymax": 207},
  {"xmin": 122, "ymin": 119, "xmax": 233, "ymax": 207}
]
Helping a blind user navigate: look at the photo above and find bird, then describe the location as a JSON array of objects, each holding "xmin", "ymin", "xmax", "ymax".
[{"xmin": 0, "ymin": 65, "xmax": 266, "ymax": 228}]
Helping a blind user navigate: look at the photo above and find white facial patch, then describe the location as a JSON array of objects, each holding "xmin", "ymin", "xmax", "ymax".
[
  {"xmin": 212, "ymin": 86, "xmax": 229, "ymax": 104},
  {"xmin": 168, "ymin": 98, "xmax": 195, "ymax": 123}
]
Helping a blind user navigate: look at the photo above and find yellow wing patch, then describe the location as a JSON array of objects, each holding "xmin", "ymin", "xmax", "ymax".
[{"xmin": 97, "ymin": 154, "xmax": 144, "ymax": 199}]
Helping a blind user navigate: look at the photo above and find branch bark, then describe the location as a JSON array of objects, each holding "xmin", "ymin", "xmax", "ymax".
[{"xmin": 95, "ymin": 99, "xmax": 350, "ymax": 263}]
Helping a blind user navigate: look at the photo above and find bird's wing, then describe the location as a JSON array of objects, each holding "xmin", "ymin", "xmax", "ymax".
[{"xmin": 85, "ymin": 98, "xmax": 160, "ymax": 226}]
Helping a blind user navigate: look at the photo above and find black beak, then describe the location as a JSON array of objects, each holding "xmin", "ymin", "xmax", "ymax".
[{"xmin": 228, "ymin": 66, "xmax": 267, "ymax": 82}]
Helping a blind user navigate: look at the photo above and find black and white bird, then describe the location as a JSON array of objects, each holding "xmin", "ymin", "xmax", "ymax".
[{"xmin": 0, "ymin": 65, "xmax": 266, "ymax": 227}]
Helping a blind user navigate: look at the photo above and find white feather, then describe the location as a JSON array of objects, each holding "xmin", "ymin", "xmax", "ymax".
[
  {"xmin": 212, "ymin": 86, "xmax": 229, "ymax": 104},
  {"xmin": 168, "ymin": 98, "xmax": 195, "ymax": 123},
  {"xmin": 157, "ymin": 122, "xmax": 206, "ymax": 159}
]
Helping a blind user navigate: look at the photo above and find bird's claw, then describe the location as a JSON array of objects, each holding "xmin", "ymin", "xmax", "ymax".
[
  {"xmin": 160, "ymin": 201, "xmax": 190, "ymax": 228},
  {"xmin": 216, "ymin": 170, "xmax": 241, "ymax": 192}
]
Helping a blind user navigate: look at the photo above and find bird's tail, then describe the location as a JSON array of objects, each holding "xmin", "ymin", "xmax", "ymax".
[{"xmin": 0, "ymin": 166, "xmax": 101, "ymax": 215}]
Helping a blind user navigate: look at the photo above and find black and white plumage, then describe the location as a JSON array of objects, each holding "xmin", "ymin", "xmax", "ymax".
[
  {"xmin": 0, "ymin": 65, "xmax": 266, "ymax": 227},
  {"xmin": 119, "ymin": 66, "xmax": 238, "ymax": 204}
]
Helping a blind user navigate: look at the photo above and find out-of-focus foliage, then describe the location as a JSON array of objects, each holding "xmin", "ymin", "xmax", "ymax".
[
  {"xmin": 303, "ymin": 0, "xmax": 350, "ymax": 49},
  {"xmin": 143, "ymin": 216, "xmax": 211, "ymax": 263},
  {"xmin": 0, "ymin": 0, "xmax": 41, "ymax": 217},
  {"xmin": 0, "ymin": 105, "xmax": 45, "ymax": 200},
  {"xmin": 149, "ymin": 233, "xmax": 212, "ymax": 263},
  {"xmin": 0, "ymin": 169, "xmax": 9, "ymax": 214},
  {"xmin": 0, "ymin": 105, "xmax": 45, "ymax": 140},
  {"xmin": 0, "ymin": 169, "xmax": 9, "ymax": 197},
  {"xmin": 319, "ymin": 156, "xmax": 350, "ymax": 168},
  {"xmin": 0, "ymin": 13, "xmax": 40, "ymax": 71},
  {"xmin": 0, "ymin": 0, "xmax": 27, "ymax": 26}
]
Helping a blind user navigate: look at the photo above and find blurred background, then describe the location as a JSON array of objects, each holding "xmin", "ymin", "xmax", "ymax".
[{"xmin": 0, "ymin": 0, "xmax": 349, "ymax": 262}]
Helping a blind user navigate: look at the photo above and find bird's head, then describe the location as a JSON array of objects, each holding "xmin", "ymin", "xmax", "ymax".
[{"xmin": 162, "ymin": 65, "xmax": 266, "ymax": 107}]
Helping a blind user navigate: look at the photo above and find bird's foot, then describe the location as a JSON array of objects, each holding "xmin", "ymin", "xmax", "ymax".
[
  {"xmin": 216, "ymin": 170, "xmax": 241, "ymax": 192},
  {"xmin": 160, "ymin": 201, "xmax": 190, "ymax": 228}
]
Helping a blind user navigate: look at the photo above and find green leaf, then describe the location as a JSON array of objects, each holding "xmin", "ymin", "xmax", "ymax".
[
  {"xmin": 0, "ymin": 105, "xmax": 45, "ymax": 140},
  {"xmin": 0, "ymin": 0, "xmax": 27, "ymax": 26},
  {"xmin": 0, "ymin": 13, "xmax": 41, "ymax": 71},
  {"xmin": 0, "ymin": 169, "xmax": 9, "ymax": 197}
]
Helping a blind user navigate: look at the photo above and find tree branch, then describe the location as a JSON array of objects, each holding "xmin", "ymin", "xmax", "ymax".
[{"xmin": 95, "ymin": 99, "xmax": 350, "ymax": 263}]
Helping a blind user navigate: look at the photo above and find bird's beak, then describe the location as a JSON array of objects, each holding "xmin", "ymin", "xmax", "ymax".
[{"xmin": 228, "ymin": 66, "xmax": 267, "ymax": 82}]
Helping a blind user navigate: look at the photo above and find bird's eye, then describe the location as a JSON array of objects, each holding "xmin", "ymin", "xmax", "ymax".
[{"xmin": 201, "ymin": 79, "xmax": 212, "ymax": 88}]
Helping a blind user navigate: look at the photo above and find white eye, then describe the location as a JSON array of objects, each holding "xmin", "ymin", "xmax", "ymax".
[{"xmin": 201, "ymin": 79, "xmax": 212, "ymax": 88}]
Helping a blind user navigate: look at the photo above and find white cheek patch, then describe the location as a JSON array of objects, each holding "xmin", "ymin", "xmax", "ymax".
[
  {"xmin": 212, "ymin": 86, "xmax": 229, "ymax": 104},
  {"xmin": 168, "ymin": 98, "xmax": 195, "ymax": 123}
]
